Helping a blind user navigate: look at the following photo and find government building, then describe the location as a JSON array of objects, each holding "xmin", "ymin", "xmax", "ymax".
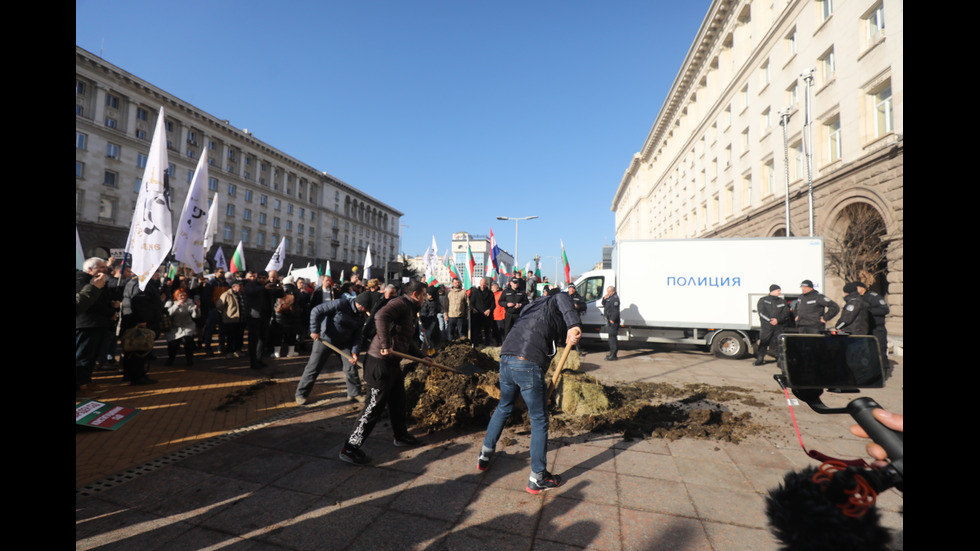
[
  {"xmin": 76, "ymin": 46, "xmax": 402, "ymax": 276},
  {"xmin": 613, "ymin": 0, "xmax": 902, "ymax": 340}
]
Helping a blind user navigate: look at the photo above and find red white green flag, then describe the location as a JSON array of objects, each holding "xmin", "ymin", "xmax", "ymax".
[
  {"xmin": 463, "ymin": 241, "xmax": 475, "ymax": 289},
  {"xmin": 230, "ymin": 241, "xmax": 246, "ymax": 274},
  {"xmin": 443, "ymin": 251, "xmax": 460, "ymax": 282},
  {"xmin": 561, "ymin": 240, "xmax": 571, "ymax": 284}
]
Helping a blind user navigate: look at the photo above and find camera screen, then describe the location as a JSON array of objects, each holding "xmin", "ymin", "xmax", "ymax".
[{"xmin": 777, "ymin": 334, "xmax": 884, "ymax": 389}]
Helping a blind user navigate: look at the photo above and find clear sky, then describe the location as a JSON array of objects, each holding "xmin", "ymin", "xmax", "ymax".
[{"xmin": 76, "ymin": 0, "xmax": 713, "ymax": 283}]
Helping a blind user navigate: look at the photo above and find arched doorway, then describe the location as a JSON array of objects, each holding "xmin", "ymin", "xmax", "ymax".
[{"xmin": 826, "ymin": 202, "xmax": 890, "ymax": 296}]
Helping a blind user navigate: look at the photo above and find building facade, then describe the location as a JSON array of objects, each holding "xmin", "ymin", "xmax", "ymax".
[
  {"xmin": 612, "ymin": 0, "xmax": 902, "ymax": 338},
  {"xmin": 76, "ymin": 46, "xmax": 401, "ymax": 276}
]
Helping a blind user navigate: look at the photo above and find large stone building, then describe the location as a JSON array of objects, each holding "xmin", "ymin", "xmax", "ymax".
[
  {"xmin": 76, "ymin": 46, "xmax": 401, "ymax": 276},
  {"xmin": 613, "ymin": 0, "xmax": 902, "ymax": 339}
]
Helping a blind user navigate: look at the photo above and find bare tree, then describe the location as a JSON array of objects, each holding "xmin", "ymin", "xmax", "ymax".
[{"xmin": 826, "ymin": 203, "xmax": 894, "ymax": 288}]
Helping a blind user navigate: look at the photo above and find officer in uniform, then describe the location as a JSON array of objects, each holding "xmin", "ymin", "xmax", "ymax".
[
  {"xmin": 755, "ymin": 284, "xmax": 790, "ymax": 365},
  {"xmin": 836, "ymin": 282, "xmax": 870, "ymax": 336},
  {"xmin": 856, "ymin": 281, "xmax": 890, "ymax": 361},
  {"xmin": 498, "ymin": 277, "xmax": 528, "ymax": 338},
  {"xmin": 791, "ymin": 279, "xmax": 840, "ymax": 334}
]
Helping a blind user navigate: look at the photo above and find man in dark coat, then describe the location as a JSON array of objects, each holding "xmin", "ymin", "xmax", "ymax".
[
  {"xmin": 478, "ymin": 291, "xmax": 582, "ymax": 494},
  {"xmin": 754, "ymin": 284, "xmax": 791, "ymax": 365},
  {"xmin": 791, "ymin": 279, "xmax": 840, "ymax": 334},
  {"xmin": 836, "ymin": 282, "xmax": 871, "ymax": 336},
  {"xmin": 602, "ymin": 286, "xmax": 621, "ymax": 360},
  {"xmin": 76, "ymin": 258, "xmax": 114, "ymax": 391},
  {"xmin": 295, "ymin": 292, "xmax": 369, "ymax": 405}
]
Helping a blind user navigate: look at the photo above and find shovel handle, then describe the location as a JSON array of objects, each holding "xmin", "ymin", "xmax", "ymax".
[
  {"xmin": 387, "ymin": 349, "xmax": 462, "ymax": 374},
  {"xmin": 547, "ymin": 327, "xmax": 581, "ymax": 401},
  {"xmin": 319, "ymin": 339, "xmax": 359, "ymax": 365}
]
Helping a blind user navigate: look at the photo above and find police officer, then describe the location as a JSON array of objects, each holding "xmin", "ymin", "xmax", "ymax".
[
  {"xmin": 602, "ymin": 286, "xmax": 621, "ymax": 360},
  {"xmin": 836, "ymin": 282, "xmax": 871, "ymax": 335},
  {"xmin": 856, "ymin": 281, "xmax": 890, "ymax": 361},
  {"xmin": 791, "ymin": 279, "xmax": 840, "ymax": 334},
  {"xmin": 498, "ymin": 277, "xmax": 528, "ymax": 338},
  {"xmin": 755, "ymin": 284, "xmax": 790, "ymax": 365}
]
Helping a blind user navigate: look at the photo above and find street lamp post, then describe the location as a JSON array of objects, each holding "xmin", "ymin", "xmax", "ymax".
[{"xmin": 496, "ymin": 215, "xmax": 537, "ymax": 271}]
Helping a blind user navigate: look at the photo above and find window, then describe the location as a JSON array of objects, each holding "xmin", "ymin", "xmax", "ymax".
[
  {"xmin": 243, "ymin": 208, "xmax": 252, "ymax": 221},
  {"xmin": 760, "ymin": 59, "xmax": 771, "ymax": 87},
  {"xmin": 105, "ymin": 94, "xmax": 119, "ymax": 109},
  {"xmin": 762, "ymin": 107, "xmax": 772, "ymax": 130},
  {"xmin": 819, "ymin": 48, "xmax": 836, "ymax": 82},
  {"xmin": 818, "ymin": 0, "xmax": 834, "ymax": 21},
  {"xmin": 825, "ymin": 116, "xmax": 842, "ymax": 162},
  {"xmin": 103, "ymin": 170, "xmax": 118, "ymax": 188},
  {"xmin": 134, "ymin": 177, "xmax": 142, "ymax": 193},
  {"xmin": 187, "ymin": 131, "xmax": 197, "ymax": 144},
  {"xmin": 865, "ymin": 3, "xmax": 885, "ymax": 44},
  {"xmin": 260, "ymin": 194, "xmax": 268, "ymax": 206},
  {"xmin": 298, "ymin": 223, "xmax": 305, "ymax": 234},
  {"xmin": 187, "ymin": 170, "xmax": 194, "ymax": 183},
  {"xmin": 99, "ymin": 197, "xmax": 117, "ymax": 220},
  {"xmin": 136, "ymin": 129, "xmax": 146, "ymax": 139},
  {"xmin": 286, "ymin": 220, "xmax": 293, "ymax": 231},
  {"xmin": 871, "ymin": 83, "xmax": 893, "ymax": 138},
  {"xmin": 136, "ymin": 153, "xmax": 148, "ymax": 169},
  {"xmin": 273, "ymin": 217, "xmax": 281, "ymax": 228},
  {"xmin": 209, "ymin": 140, "xmax": 217, "ymax": 150},
  {"xmin": 287, "ymin": 203, "xmax": 294, "ymax": 215},
  {"xmin": 227, "ymin": 184, "xmax": 237, "ymax": 197},
  {"xmin": 787, "ymin": 83, "xmax": 798, "ymax": 107},
  {"xmin": 136, "ymin": 108, "xmax": 148, "ymax": 121},
  {"xmin": 76, "ymin": 161, "xmax": 84, "ymax": 179},
  {"xmin": 223, "ymin": 225, "xmax": 233, "ymax": 240},
  {"xmin": 76, "ymin": 132, "xmax": 87, "ymax": 150},
  {"xmin": 257, "ymin": 232, "xmax": 265, "ymax": 247},
  {"xmin": 763, "ymin": 159, "xmax": 776, "ymax": 195},
  {"xmin": 209, "ymin": 178, "xmax": 218, "ymax": 191},
  {"xmin": 76, "ymin": 80, "xmax": 86, "ymax": 95},
  {"xmin": 241, "ymin": 228, "xmax": 250, "ymax": 243},
  {"xmin": 244, "ymin": 190, "xmax": 252, "ymax": 202},
  {"xmin": 226, "ymin": 204, "xmax": 235, "ymax": 217},
  {"xmin": 274, "ymin": 199, "xmax": 281, "ymax": 211},
  {"xmin": 792, "ymin": 141, "xmax": 804, "ymax": 180},
  {"xmin": 785, "ymin": 28, "xmax": 797, "ymax": 56},
  {"xmin": 104, "ymin": 117, "xmax": 117, "ymax": 128},
  {"xmin": 259, "ymin": 213, "xmax": 267, "ymax": 225}
]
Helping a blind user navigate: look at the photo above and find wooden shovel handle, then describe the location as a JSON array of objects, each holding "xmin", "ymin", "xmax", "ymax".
[
  {"xmin": 387, "ymin": 349, "xmax": 459, "ymax": 373},
  {"xmin": 548, "ymin": 327, "xmax": 581, "ymax": 400}
]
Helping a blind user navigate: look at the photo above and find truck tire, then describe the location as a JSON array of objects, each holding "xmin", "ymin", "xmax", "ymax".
[{"xmin": 711, "ymin": 331, "xmax": 748, "ymax": 359}]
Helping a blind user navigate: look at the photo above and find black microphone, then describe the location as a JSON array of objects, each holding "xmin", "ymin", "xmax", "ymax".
[{"xmin": 766, "ymin": 463, "xmax": 899, "ymax": 551}]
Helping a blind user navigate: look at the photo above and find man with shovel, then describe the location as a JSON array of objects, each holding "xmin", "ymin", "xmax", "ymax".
[
  {"xmin": 478, "ymin": 290, "xmax": 582, "ymax": 494},
  {"xmin": 340, "ymin": 281, "xmax": 433, "ymax": 465},
  {"xmin": 294, "ymin": 292, "xmax": 372, "ymax": 405}
]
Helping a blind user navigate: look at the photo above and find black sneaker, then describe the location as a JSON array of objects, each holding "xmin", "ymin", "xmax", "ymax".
[
  {"xmin": 477, "ymin": 450, "xmax": 493, "ymax": 471},
  {"xmin": 393, "ymin": 434, "xmax": 422, "ymax": 447},
  {"xmin": 527, "ymin": 471, "xmax": 562, "ymax": 494},
  {"xmin": 339, "ymin": 443, "xmax": 370, "ymax": 465}
]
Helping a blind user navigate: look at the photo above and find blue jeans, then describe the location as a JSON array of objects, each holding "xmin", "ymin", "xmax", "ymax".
[{"xmin": 483, "ymin": 355, "xmax": 549, "ymax": 475}]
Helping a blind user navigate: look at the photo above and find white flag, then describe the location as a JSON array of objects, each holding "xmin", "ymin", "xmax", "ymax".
[
  {"xmin": 214, "ymin": 246, "xmax": 228, "ymax": 272},
  {"xmin": 266, "ymin": 237, "xmax": 286, "ymax": 272},
  {"xmin": 203, "ymin": 191, "xmax": 219, "ymax": 253},
  {"xmin": 427, "ymin": 235, "xmax": 439, "ymax": 273},
  {"xmin": 173, "ymin": 148, "xmax": 210, "ymax": 273},
  {"xmin": 76, "ymin": 227, "xmax": 85, "ymax": 271},
  {"xmin": 127, "ymin": 107, "xmax": 173, "ymax": 290},
  {"xmin": 364, "ymin": 245, "xmax": 373, "ymax": 280}
]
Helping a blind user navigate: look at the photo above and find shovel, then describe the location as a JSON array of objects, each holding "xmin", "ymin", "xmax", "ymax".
[
  {"xmin": 387, "ymin": 350, "xmax": 482, "ymax": 376},
  {"xmin": 319, "ymin": 339, "xmax": 362, "ymax": 366},
  {"xmin": 547, "ymin": 327, "xmax": 582, "ymax": 402}
]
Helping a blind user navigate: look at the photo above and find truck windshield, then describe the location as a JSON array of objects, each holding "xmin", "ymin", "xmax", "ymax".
[{"xmin": 579, "ymin": 277, "xmax": 604, "ymax": 303}]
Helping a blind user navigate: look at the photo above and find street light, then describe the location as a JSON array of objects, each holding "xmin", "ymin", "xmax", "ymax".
[{"xmin": 496, "ymin": 215, "xmax": 537, "ymax": 271}]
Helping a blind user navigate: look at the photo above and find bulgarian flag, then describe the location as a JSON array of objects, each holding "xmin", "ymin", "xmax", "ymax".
[
  {"xmin": 229, "ymin": 241, "xmax": 246, "ymax": 274},
  {"xmin": 166, "ymin": 262, "xmax": 177, "ymax": 280},
  {"xmin": 561, "ymin": 240, "xmax": 571, "ymax": 284},
  {"xmin": 324, "ymin": 260, "xmax": 331, "ymax": 278},
  {"xmin": 443, "ymin": 251, "xmax": 461, "ymax": 282},
  {"xmin": 463, "ymin": 240, "xmax": 475, "ymax": 289}
]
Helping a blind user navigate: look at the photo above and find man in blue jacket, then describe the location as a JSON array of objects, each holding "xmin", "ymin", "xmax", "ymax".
[
  {"xmin": 295, "ymin": 292, "xmax": 371, "ymax": 405},
  {"xmin": 478, "ymin": 291, "xmax": 582, "ymax": 494}
]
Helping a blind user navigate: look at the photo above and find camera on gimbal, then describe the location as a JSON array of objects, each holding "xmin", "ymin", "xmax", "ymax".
[{"xmin": 767, "ymin": 333, "xmax": 902, "ymax": 551}]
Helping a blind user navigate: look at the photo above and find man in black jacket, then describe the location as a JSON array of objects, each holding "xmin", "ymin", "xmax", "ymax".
[
  {"xmin": 602, "ymin": 286, "xmax": 621, "ymax": 360},
  {"xmin": 76, "ymin": 258, "xmax": 114, "ymax": 392},
  {"xmin": 478, "ymin": 291, "xmax": 582, "ymax": 494},
  {"xmin": 469, "ymin": 277, "xmax": 494, "ymax": 345},
  {"xmin": 856, "ymin": 282, "xmax": 890, "ymax": 361},
  {"xmin": 498, "ymin": 277, "xmax": 528, "ymax": 339},
  {"xmin": 754, "ymin": 284, "xmax": 790, "ymax": 365},
  {"xmin": 836, "ymin": 282, "xmax": 870, "ymax": 336},
  {"xmin": 295, "ymin": 293, "xmax": 369, "ymax": 405},
  {"xmin": 791, "ymin": 279, "xmax": 840, "ymax": 334}
]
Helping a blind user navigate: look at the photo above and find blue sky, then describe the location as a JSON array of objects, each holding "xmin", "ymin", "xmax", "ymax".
[{"xmin": 76, "ymin": 0, "xmax": 712, "ymax": 282}]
